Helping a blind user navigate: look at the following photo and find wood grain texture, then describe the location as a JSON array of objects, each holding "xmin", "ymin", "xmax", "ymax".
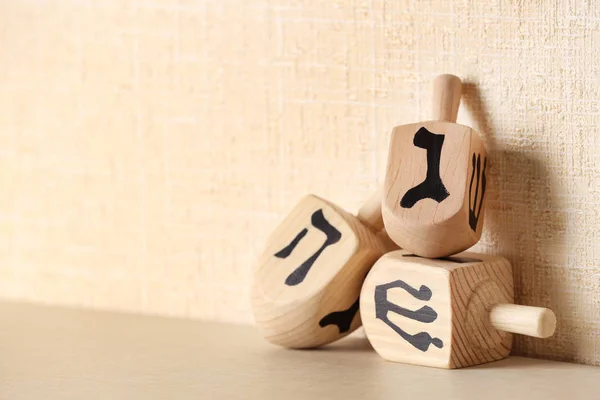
[
  {"xmin": 251, "ymin": 195, "xmax": 387, "ymax": 348},
  {"xmin": 383, "ymin": 120, "xmax": 487, "ymax": 257},
  {"xmin": 1, "ymin": 301, "xmax": 599, "ymax": 400},
  {"xmin": 0, "ymin": 0, "xmax": 599, "ymax": 365},
  {"xmin": 361, "ymin": 250, "xmax": 530, "ymax": 368},
  {"xmin": 383, "ymin": 74, "xmax": 488, "ymax": 257},
  {"xmin": 490, "ymin": 304, "xmax": 556, "ymax": 338}
]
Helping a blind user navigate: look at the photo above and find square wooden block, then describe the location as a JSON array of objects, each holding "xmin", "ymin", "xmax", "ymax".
[{"xmin": 361, "ymin": 250, "xmax": 514, "ymax": 369}]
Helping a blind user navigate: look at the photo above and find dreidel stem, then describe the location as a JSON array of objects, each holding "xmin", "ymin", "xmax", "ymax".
[
  {"xmin": 432, "ymin": 74, "xmax": 462, "ymax": 123},
  {"xmin": 489, "ymin": 304, "xmax": 556, "ymax": 338},
  {"xmin": 356, "ymin": 187, "xmax": 384, "ymax": 232}
]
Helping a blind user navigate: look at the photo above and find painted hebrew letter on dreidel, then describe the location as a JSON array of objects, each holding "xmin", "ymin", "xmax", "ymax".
[
  {"xmin": 468, "ymin": 153, "xmax": 487, "ymax": 231},
  {"xmin": 383, "ymin": 75, "xmax": 488, "ymax": 258},
  {"xmin": 274, "ymin": 209, "xmax": 342, "ymax": 286},
  {"xmin": 374, "ymin": 280, "xmax": 443, "ymax": 352},
  {"xmin": 400, "ymin": 127, "xmax": 450, "ymax": 208},
  {"xmin": 360, "ymin": 250, "xmax": 557, "ymax": 369},
  {"xmin": 318, "ymin": 297, "xmax": 360, "ymax": 334},
  {"xmin": 252, "ymin": 192, "xmax": 392, "ymax": 349}
]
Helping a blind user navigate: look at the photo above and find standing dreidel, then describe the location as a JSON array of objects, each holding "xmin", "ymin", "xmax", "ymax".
[
  {"xmin": 383, "ymin": 74, "xmax": 488, "ymax": 258},
  {"xmin": 251, "ymin": 190, "xmax": 393, "ymax": 348},
  {"xmin": 360, "ymin": 250, "xmax": 556, "ymax": 369}
]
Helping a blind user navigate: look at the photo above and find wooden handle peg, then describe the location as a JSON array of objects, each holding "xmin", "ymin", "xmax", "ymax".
[
  {"xmin": 356, "ymin": 187, "xmax": 384, "ymax": 232},
  {"xmin": 489, "ymin": 304, "xmax": 556, "ymax": 338},
  {"xmin": 431, "ymin": 74, "xmax": 462, "ymax": 123}
]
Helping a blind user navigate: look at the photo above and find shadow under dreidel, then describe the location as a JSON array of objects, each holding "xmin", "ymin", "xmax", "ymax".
[
  {"xmin": 461, "ymin": 82, "xmax": 571, "ymax": 362},
  {"xmin": 285, "ymin": 329, "xmax": 374, "ymax": 353},
  {"xmin": 320, "ymin": 331, "xmax": 374, "ymax": 352}
]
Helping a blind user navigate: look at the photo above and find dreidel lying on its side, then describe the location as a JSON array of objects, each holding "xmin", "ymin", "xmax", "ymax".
[
  {"xmin": 251, "ymin": 190, "xmax": 394, "ymax": 348},
  {"xmin": 383, "ymin": 74, "xmax": 488, "ymax": 258},
  {"xmin": 360, "ymin": 250, "xmax": 556, "ymax": 369}
]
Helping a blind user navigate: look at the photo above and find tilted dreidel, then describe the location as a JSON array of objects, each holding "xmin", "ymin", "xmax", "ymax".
[
  {"xmin": 251, "ymin": 189, "xmax": 394, "ymax": 348},
  {"xmin": 383, "ymin": 74, "xmax": 488, "ymax": 258},
  {"xmin": 360, "ymin": 250, "xmax": 556, "ymax": 369}
]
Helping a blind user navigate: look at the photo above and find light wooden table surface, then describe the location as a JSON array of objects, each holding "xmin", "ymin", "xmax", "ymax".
[{"xmin": 0, "ymin": 301, "xmax": 598, "ymax": 400}]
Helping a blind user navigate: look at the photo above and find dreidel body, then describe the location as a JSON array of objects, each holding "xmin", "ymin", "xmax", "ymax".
[
  {"xmin": 383, "ymin": 74, "xmax": 488, "ymax": 258},
  {"xmin": 252, "ymin": 191, "xmax": 392, "ymax": 348},
  {"xmin": 360, "ymin": 250, "xmax": 556, "ymax": 369}
]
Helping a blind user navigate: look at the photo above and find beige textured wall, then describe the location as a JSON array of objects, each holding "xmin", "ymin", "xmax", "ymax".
[{"xmin": 1, "ymin": 0, "xmax": 599, "ymax": 365}]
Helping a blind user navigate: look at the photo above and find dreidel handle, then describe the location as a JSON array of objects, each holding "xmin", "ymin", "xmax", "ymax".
[
  {"xmin": 432, "ymin": 74, "xmax": 462, "ymax": 123},
  {"xmin": 489, "ymin": 304, "xmax": 556, "ymax": 338},
  {"xmin": 357, "ymin": 187, "xmax": 385, "ymax": 232},
  {"xmin": 356, "ymin": 189, "xmax": 398, "ymax": 251}
]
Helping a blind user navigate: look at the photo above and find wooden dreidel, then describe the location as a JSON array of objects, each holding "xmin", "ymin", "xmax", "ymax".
[
  {"xmin": 251, "ymin": 190, "xmax": 391, "ymax": 348},
  {"xmin": 360, "ymin": 250, "xmax": 556, "ymax": 369},
  {"xmin": 383, "ymin": 74, "xmax": 488, "ymax": 258}
]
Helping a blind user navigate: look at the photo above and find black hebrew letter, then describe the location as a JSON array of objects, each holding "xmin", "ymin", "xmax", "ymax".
[
  {"xmin": 274, "ymin": 229, "xmax": 308, "ymax": 258},
  {"xmin": 402, "ymin": 253, "xmax": 482, "ymax": 264},
  {"xmin": 468, "ymin": 153, "xmax": 487, "ymax": 232},
  {"xmin": 273, "ymin": 209, "xmax": 342, "ymax": 286},
  {"xmin": 374, "ymin": 280, "xmax": 443, "ymax": 352},
  {"xmin": 400, "ymin": 127, "xmax": 450, "ymax": 208},
  {"xmin": 319, "ymin": 297, "xmax": 360, "ymax": 334}
]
